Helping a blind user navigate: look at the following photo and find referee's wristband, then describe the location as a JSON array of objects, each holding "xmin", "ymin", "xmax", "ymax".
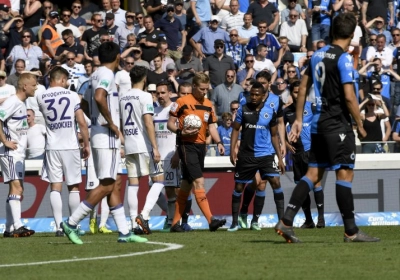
[{"xmin": 217, "ymin": 142, "xmax": 223, "ymax": 146}]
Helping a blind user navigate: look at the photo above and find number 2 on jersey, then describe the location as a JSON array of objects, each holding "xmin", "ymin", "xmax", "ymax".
[
  {"xmin": 124, "ymin": 102, "xmax": 135, "ymax": 126},
  {"xmin": 45, "ymin": 97, "xmax": 71, "ymax": 121}
]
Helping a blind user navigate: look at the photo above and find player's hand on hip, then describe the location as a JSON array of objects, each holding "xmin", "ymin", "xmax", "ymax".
[
  {"xmin": 288, "ymin": 120, "xmax": 302, "ymax": 143},
  {"xmin": 4, "ymin": 140, "xmax": 17, "ymax": 150},
  {"xmin": 107, "ymin": 123, "xmax": 120, "ymax": 139},
  {"xmin": 81, "ymin": 146, "xmax": 90, "ymax": 160},
  {"xmin": 120, "ymin": 148, "xmax": 125, "ymax": 158},
  {"xmin": 357, "ymin": 126, "xmax": 367, "ymax": 140},
  {"xmin": 152, "ymin": 148, "xmax": 161, "ymax": 163},
  {"xmin": 218, "ymin": 144, "xmax": 225, "ymax": 155}
]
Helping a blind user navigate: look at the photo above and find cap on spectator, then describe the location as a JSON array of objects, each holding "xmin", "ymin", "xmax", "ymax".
[
  {"xmin": 211, "ymin": 15, "xmax": 221, "ymax": 23},
  {"xmin": 148, "ymin": 84, "xmax": 156, "ymax": 92},
  {"xmin": 214, "ymin": 39, "xmax": 224, "ymax": 46},
  {"xmin": 166, "ymin": 4, "xmax": 175, "ymax": 10},
  {"xmin": 183, "ymin": 45, "xmax": 193, "ymax": 55},
  {"xmin": 105, "ymin": 13, "xmax": 115, "ymax": 19},
  {"xmin": 0, "ymin": 71, "xmax": 6, "ymax": 78},
  {"xmin": 166, "ymin": 63, "xmax": 176, "ymax": 71},
  {"xmin": 0, "ymin": 4, "xmax": 9, "ymax": 12},
  {"xmin": 174, "ymin": 0, "xmax": 183, "ymax": 5},
  {"xmin": 49, "ymin": 10, "xmax": 59, "ymax": 18},
  {"xmin": 282, "ymin": 52, "xmax": 294, "ymax": 62}
]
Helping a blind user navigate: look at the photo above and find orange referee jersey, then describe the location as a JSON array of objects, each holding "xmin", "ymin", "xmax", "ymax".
[{"xmin": 169, "ymin": 94, "xmax": 217, "ymax": 144}]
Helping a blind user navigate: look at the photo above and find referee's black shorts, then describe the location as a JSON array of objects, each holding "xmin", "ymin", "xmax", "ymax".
[{"xmin": 178, "ymin": 142, "xmax": 206, "ymax": 184}]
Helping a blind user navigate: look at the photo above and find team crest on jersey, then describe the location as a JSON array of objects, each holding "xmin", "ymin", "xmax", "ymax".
[
  {"xmin": 99, "ymin": 79, "xmax": 110, "ymax": 88},
  {"xmin": 152, "ymin": 34, "xmax": 156, "ymax": 39},
  {"xmin": 0, "ymin": 110, "xmax": 6, "ymax": 118},
  {"xmin": 204, "ymin": 112, "xmax": 209, "ymax": 122},
  {"xmin": 147, "ymin": 104, "xmax": 154, "ymax": 112},
  {"xmin": 263, "ymin": 112, "xmax": 269, "ymax": 119},
  {"xmin": 170, "ymin": 103, "xmax": 178, "ymax": 113},
  {"xmin": 159, "ymin": 123, "xmax": 165, "ymax": 130},
  {"xmin": 270, "ymin": 103, "xmax": 274, "ymax": 108},
  {"xmin": 304, "ymin": 110, "xmax": 308, "ymax": 116}
]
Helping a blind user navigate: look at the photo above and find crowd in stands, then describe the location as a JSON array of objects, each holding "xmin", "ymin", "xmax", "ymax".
[{"xmin": 1, "ymin": 0, "xmax": 400, "ymax": 156}]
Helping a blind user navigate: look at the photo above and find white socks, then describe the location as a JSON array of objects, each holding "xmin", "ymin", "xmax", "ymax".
[
  {"xmin": 68, "ymin": 200, "xmax": 93, "ymax": 226},
  {"xmin": 8, "ymin": 195, "xmax": 23, "ymax": 229},
  {"xmin": 5, "ymin": 199, "xmax": 14, "ymax": 232},
  {"xmin": 127, "ymin": 184, "xmax": 139, "ymax": 228},
  {"xmin": 50, "ymin": 191, "xmax": 63, "ymax": 231},
  {"xmin": 69, "ymin": 191, "xmax": 81, "ymax": 214},
  {"xmin": 110, "ymin": 204, "xmax": 129, "ymax": 235},
  {"xmin": 141, "ymin": 182, "xmax": 164, "ymax": 220},
  {"xmin": 99, "ymin": 196, "xmax": 110, "ymax": 228}
]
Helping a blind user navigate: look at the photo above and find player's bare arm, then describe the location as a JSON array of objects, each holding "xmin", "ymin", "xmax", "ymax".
[
  {"xmin": 75, "ymin": 109, "xmax": 90, "ymax": 160},
  {"xmin": 143, "ymin": 113, "xmax": 160, "ymax": 163},
  {"xmin": 167, "ymin": 115, "xmax": 199, "ymax": 136},
  {"xmin": 343, "ymin": 83, "xmax": 366, "ymax": 139},
  {"xmin": 230, "ymin": 121, "xmax": 241, "ymax": 166},
  {"xmin": 94, "ymin": 88, "xmax": 119, "ymax": 139},
  {"xmin": 0, "ymin": 121, "xmax": 17, "ymax": 150},
  {"xmin": 80, "ymin": 98, "xmax": 90, "ymax": 118},
  {"xmin": 271, "ymin": 123, "xmax": 285, "ymax": 174},
  {"xmin": 209, "ymin": 123, "xmax": 225, "ymax": 155}
]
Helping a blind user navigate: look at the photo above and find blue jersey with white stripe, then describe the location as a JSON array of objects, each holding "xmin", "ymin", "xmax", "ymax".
[
  {"xmin": 235, "ymin": 94, "xmax": 279, "ymax": 157},
  {"xmin": 307, "ymin": 44, "xmax": 354, "ymax": 134}
]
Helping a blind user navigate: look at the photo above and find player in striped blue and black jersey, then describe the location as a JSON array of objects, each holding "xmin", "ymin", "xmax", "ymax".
[
  {"xmin": 228, "ymin": 82, "xmax": 285, "ymax": 231},
  {"xmin": 275, "ymin": 12, "xmax": 380, "ymax": 243},
  {"xmin": 284, "ymin": 80, "xmax": 325, "ymax": 229}
]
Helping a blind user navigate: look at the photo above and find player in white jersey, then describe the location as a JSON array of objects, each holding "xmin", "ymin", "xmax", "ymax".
[
  {"xmin": 120, "ymin": 66, "xmax": 164, "ymax": 235},
  {"xmin": 37, "ymin": 67, "xmax": 90, "ymax": 237},
  {"xmin": 61, "ymin": 42, "xmax": 147, "ymax": 244},
  {"xmin": 0, "ymin": 73, "xmax": 37, "ymax": 238}
]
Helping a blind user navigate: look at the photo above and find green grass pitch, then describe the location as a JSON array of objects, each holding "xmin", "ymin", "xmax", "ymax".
[{"xmin": 0, "ymin": 226, "xmax": 398, "ymax": 279}]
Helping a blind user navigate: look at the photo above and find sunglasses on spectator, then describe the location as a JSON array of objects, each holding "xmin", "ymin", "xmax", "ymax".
[
  {"xmin": 276, "ymin": 81, "xmax": 286, "ymax": 85},
  {"xmin": 289, "ymin": 15, "xmax": 298, "ymax": 18},
  {"xmin": 96, "ymin": 19, "xmax": 104, "ymax": 23},
  {"xmin": 226, "ymin": 75, "xmax": 234, "ymax": 78},
  {"xmin": 245, "ymin": 60, "xmax": 254, "ymax": 63},
  {"xmin": 62, "ymin": 35, "xmax": 72, "ymax": 41},
  {"xmin": 22, "ymin": 35, "xmax": 31, "ymax": 38},
  {"xmin": 15, "ymin": 19, "xmax": 23, "ymax": 23},
  {"xmin": 133, "ymin": 50, "xmax": 141, "ymax": 54},
  {"xmin": 376, "ymin": 21, "xmax": 383, "ymax": 24},
  {"xmin": 63, "ymin": 14, "xmax": 71, "ymax": 17},
  {"xmin": 167, "ymin": 8, "xmax": 174, "ymax": 12},
  {"xmin": 67, "ymin": 58, "xmax": 75, "ymax": 61},
  {"xmin": 370, "ymin": 38, "xmax": 377, "ymax": 42},
  {"xmin": 126, "ymin": 15, "xmax": 135, "ymax": 19},
  {"xmin": 307, "ymin": 55, "xmax": 312, "ymax": 58},
  {"xmin": 287, "ymin": 70, "xmax": 296, "ymax": 73},
  {"xmin": 44, "ymin": 6, "xmax": 52, "ymax": 9},
  {"xmin": 126, "ymin": 62, "xmax": 134, "ymax": 65},
  {"xmin": 373, "ymin": 88, "xmax": 381, "ymax": 91},
  {"xmin": 215, "ymin": 45, "xmax": 224, "ymax": 49},
  {"xmin": 258, "ymin": 26, "xmax": 267, "ymax": 29},
  {"xmin": 393, "ymin": 33, "xmax": 400, "ymax": 36},
  {"xmin": 367, "ymin": 103, "xmax": 375, "ymax": 106},
  {"xmin": 284, "ymin": 60, "xmax": 293, "ymax": 63},
  {"xmin": 230, "ymin": 34, "xmax": 238, "ymax": 37},
  {"xmin": 73, "ymin": 5, "xmax": 81, "ymax": 9},
  {"xmin": 231, "ymin": 107, "xmax": 238, "ymax": 111},
  {"xmin": 101, "ymin": 39, "xmax": 110, "ymax": 42},
  {"xmin": 0, "ymin": 77, "xmax": 5, "ymax": 80}
]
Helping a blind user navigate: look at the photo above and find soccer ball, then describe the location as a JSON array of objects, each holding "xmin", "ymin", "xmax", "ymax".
[{"xmin": 183, "ymin": 114, "xmax": 202, "ymax": 129}]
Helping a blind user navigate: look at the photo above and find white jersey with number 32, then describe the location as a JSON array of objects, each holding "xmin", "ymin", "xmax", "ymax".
[
  {"xmin": 37, "ymin": 86, "xmax": 81, "ymax": 150},
  {"xmin": 154, "ymin": 104, "xmax": 176, "ymax": 160},
  {"xmin": 84, "ymin": 66, "xmax": 120, "ymax": 149},
  {"xmin": 119, "ymin": 88, "xmax": 154, "ymax": 155}
]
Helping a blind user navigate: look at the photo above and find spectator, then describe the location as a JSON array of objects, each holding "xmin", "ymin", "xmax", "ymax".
[
  {"xmin": 273, "ymin": 77, "xmax": 291, "ymax": 106},
  {"xmin": 252, "ymin": 44, "xmax": 277, "ymax": 83},
  {"xmin": 190, "ymin": 0, "xmax": 212, "ymax": 36},
  {"xmin": 277, "ymin": 52, "xmax": 300, "ymax": 80},
  {"xmin": 217, "ymin": 112, "xmax": 234, "ymax": 156},
  {"xmin": 308, "ymin": 0, "xmax": 333, "ymax": 50},
  {"xmin": 166, "ymin": 63, "xmax": 180, "ymax": 93},
  {"xmin": 279, "ymin": 10, "xmax": 308, "ymax": 52},
  {"xmin": 360, "ymin": 34, "xmax": 377, "ymax": 67},
  {"xmin": 121, "ymin": 44, "xmax": 150, "ymax": 69},
  {"xmin": 281, "ymin": 0, "xmax": 305, "ymax": 22},
  {"xmin": 6, "ymin": 29, "xmax": 43, "ymax": 74},
  {"xmin": 237, "ymin": 54, "xmax": 258, "ymax": 86},
  {"xmin": 91, "ymin": 33, "xmax": 112, "ymax": 65},
  {"xmin": 6, "ymin": 59, "xmax": 25, "ymax": 87},
  {"xmin": 40, "ymin": 11, "xmax": 63, "ymax": 59},
  {"xmin": 25, "ymin": 73, "xmax": 46, "ymax": 125},
  {"xmin": 137, "ymin": 15, "xmax": 166, "ymax": 63},
  {"xmin": 114, "ymin": 10, "xmax": 136, "ymax": 50},
  {"xmin": 361, "ymin": 0, "xmax": 394, "ymax": 27},
  {"xmin": 39, "ymin": 58, "xmax": 51, "ymax": 87},
  {"xmin": 298, "ymin": 50, "xmax": 314, "ymax": 73},
  {"xmin": 23, "ymin": 0, "xmax": 43, "ymax": 36},
  {"xmin": 246, "ymin": 20, "xmax": 281, "ymax": 62},
  {"xmin": 172, "ymin": 0, "xmax": 187, "ymax": 30},
  {"xmin": 3, "ymin": 15, "xmax": 36, "ymax": 57},
  {"xmin": 70, "ymin": 0, "xmax": 87, "ymax": 34},
  {"xmin": 77, "ymin": 60, "xmax": 93, "ymax": 93},
  {"xmin": 366, "ymin": 35, "xmax": 393, "ymax": 72},
  {"xmin": 0, "ymin": 70, "xmax": 16, "ymax": 97},
  {"xmin": 285, "ymin": 64, "xmax": 301, "ymax": 82},
  {"xmin": 134, "ymin": 11, "xmax": 145, "ymax": 36},
  {"xmin": 175, "ymin": 45, "xmax": 203, "ymax": 83},
  {"xmin": 225, "ymin": 29, "xmax": 245, "ymax": 69},
  {"xmin": 145, "ymin": 0, "xmax": 166, "ymax": 22},
  {"xmin": 247, "ymin": 0, "xmax": 279, "ymax": 31},
  {"xmin": 61, "ymin": 52, "xmax": 86, "ymax": 91},
  {"xmin": 230, "ymin": 100, "xmax": 240, "ymax": 121},
  {"xmin": 190, "ymin": 15, "xmax": 230, "ymax": 58},
  {"xmin": 203, "ymin": 39, "xmax": 236, "ymax": 88},
  {"xmin": 115, "ymin": 56, "xmax": 134, "ymax": 94},
  {"xmin": 359, "ymin": 96, "xmax": 389, "ymax": 153},
  {"xmin": 155, "ymin": 4, "xmax": 186, "ymax": 61},
  {"xmin": 56, "ymin": 8, "xmax": 82, "ymax": 39},
  {"xmin": 237, "ymin": 13, "xmax": 258, "ymax": 43},
  {"xmin": 80, "ymin": 0, "xmax": 100, "ymax": 25},
  {"xmin": 211, "ymin": 69, "xmax": 242, "ymax": 120},
  {"xmin": 119, "ymin": 33, "xmax": 136, "ymax": 58},
  {"xmin": 26, "ymin": 109, "xmax": 46, "ymax": 159},
  {"xmin": 99, "ymin": 0, "xmax": 112, "ymax": 21},
  {"xmin": 150, "ymin": 41, "xmax": 175, "ymax": 71},
  {"xmin": 111, "ymin": 0, "xmax": 126, "ymax": 28},
  {"xmin": 147, "ymin": 54, "xmax": 168, "ymax": 85},
  {"xmin": 0, "ymin": 6, "xmax": 10, "ymax": 52},
  {"xmin": 55, "ymin": 29, "xmax": 85, "ymax": 63},
  {"xmin": 365, "ymin": 17, "xmax": 392, "ymax": 46},
  {"xmin": 347, "ymin": 11, "xmax": 362, "ymax": 69},
  {"xmin": 103, "ymin": 12, "xmax": 118, "ymax": 41},
  {"xmin": 221, "ymin": 0, "xmax": 245, "ymax": 32},
  {"xmin": 81, "ymin": 13, "xmax": 107, "ymax": 61}
]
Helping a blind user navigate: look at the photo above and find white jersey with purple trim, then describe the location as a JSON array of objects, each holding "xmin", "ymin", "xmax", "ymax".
[
  {"xmin": 154, "ymin": 103, "xmax": 176, "ymax": 160},
  {"xmin": 0, "ymin": 95, "xmax": 28, "ymax": 158},
  {"xmin": 37, "ymin": 86, "xmax": 81, "ymax": 150},
  {"xmin": 119, "ymin": 88, "xmax": 154, "ymax": 155},
  {"xmin": 84, "ymin": 66, "xmax": 120, "ymax": 149}
]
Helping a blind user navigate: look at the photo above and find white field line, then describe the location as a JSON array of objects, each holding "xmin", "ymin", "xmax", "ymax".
[{"xmin": 0, "ymin": 241, "xmax": 183, "ymax": 268}]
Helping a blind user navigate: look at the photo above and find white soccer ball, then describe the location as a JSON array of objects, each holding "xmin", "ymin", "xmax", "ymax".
[{"xmin": 183, "ymin": 114, "xmax": 202, "ymax": 129}]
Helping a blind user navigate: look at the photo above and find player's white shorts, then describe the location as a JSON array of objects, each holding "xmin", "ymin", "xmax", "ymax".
[
  {"xmin": 0, "ymin": 156, "xmax": 25, "ymax": 183},
  {"xmin": 125, "ymin": 152, "xmax": 163, "ymax": 178},
  {"xmin": 92, "ymin": 148, "xmax": 121, "ymax": 180},
  {"xmin": 42, "ymin": 150, "xmax": 82, "ymax": 186},
  {"xmin": 85, "ymin": 150, "xmax": 99, "ymax": 191},
  {"xmin": 162, "ymin": 159, "xmax": 180, "ymax": 187}
]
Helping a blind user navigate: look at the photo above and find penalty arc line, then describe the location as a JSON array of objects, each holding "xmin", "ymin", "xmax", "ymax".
[{"xmin": 0, "ymin": 241, "xmax": 183, "ymax": 268}]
